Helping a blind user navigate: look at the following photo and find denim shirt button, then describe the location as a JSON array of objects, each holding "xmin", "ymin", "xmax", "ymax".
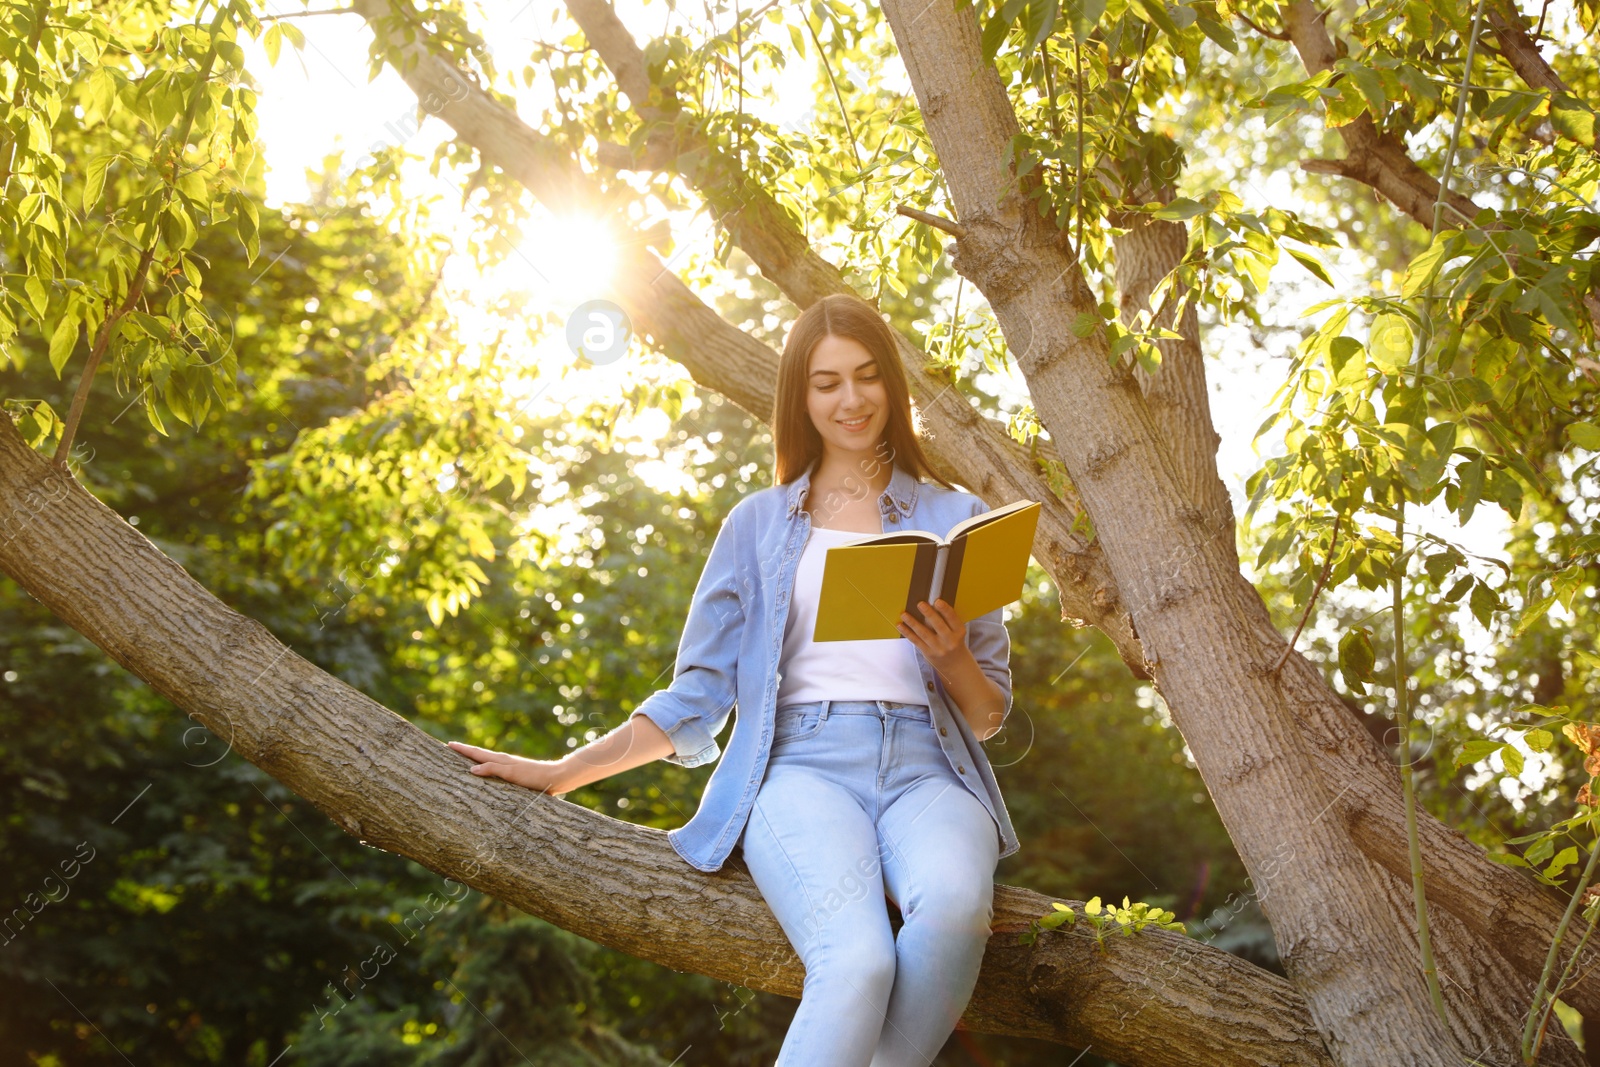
[
  {"xmin": 939, "ymin": 727, "xmax": 947, "ymax": 737},
  {"xmin": 958, "ymin": 765, "xmax": 967, "ymax": 774},
  {"xmin": 887, "ymin": 514, "xmax": 898, "ymax": 523},
  {"xmin": 925, "ymin": 681, "xmax": 935, "ymax": 692}
]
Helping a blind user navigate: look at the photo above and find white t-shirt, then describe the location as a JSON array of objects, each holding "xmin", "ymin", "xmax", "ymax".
[{"xmin": 775, "ymin": 524, "xmax": 929, "ymax": 709}]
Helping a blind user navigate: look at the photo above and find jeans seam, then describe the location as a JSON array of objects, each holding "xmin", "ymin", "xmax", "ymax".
[{"xmin": 754, "ymin": 797, "xmax": 826, "ymax": 953}]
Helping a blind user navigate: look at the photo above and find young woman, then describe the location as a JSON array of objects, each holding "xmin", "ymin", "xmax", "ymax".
[{"xmin": 449, "ymin": 292, "xmax": 1021, "ymax": 1066}]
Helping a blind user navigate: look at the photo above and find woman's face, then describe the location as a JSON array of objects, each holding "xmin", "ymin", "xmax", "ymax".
[{"xmin": 806, "ymin": 334, "xmax": 891, "ymax": 463}]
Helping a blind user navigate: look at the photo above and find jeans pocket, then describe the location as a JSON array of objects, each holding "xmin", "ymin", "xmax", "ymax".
[{"xmin": 771, "ymin": 704, "xmax": 825, "ymax": 747}]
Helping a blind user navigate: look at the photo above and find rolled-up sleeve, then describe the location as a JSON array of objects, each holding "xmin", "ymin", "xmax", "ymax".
[{"xmin": 629, "ymin": 506, "xmax": 744, "ymax": 768}]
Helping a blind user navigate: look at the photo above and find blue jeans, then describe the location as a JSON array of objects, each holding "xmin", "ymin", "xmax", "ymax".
[{"xmin": 738, "ymin": 699, "xmax": 1002, "ymax": 1067}]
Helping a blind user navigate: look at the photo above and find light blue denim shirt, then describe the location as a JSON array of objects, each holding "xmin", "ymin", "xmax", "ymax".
[{"xmin": 629, "ymin": 456, "xmax": 1022, "ymax": 873}]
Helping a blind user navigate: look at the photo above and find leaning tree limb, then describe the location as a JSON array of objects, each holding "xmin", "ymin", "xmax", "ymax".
[
  {"xmin": 1100, "ymin": 143, "xmax": 1563, "ymax": 1061},
  {"xmin": 555, "ymin": 0, "xmax": 1144, "ymax": 659},
  {"xmin": 1108, "ymin": 164, "xmax": 1236, "ymax": 536},
  {"xmin": 1278, "ymin": 0, "xmax": 1483, "ymax": 229},
  {"xmin": 348, "ymin": 0, "xmax": 1143, "ymax": 674},
  {"xmin": 1485, "ymin": 0, "xmax": 1572, "ymax": 97},
  {"xmin": 0, "ymin": 413, "xmax": 1333, "ymax": 1067},
  {"xmin": 873, "ymin": 0, "xmax": 1583, "ymax": 1059}
]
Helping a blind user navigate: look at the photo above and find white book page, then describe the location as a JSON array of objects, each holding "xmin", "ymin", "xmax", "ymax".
[{"xmin": 926, "ymin": 543, "xmax": 950, "ymax": 606}]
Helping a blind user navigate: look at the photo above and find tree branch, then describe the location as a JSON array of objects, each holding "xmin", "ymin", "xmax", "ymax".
[
  {"xmin": 896, "ymin": 203, "xmax": 966, "ymax": 238},
  {"xmin": 1278, "ymin": 0, "xmax": 1484, "ymax": 231},
  {"xmin": 0, "ymin": 412, "xmax": 1335, "ymax": 1067},
  {"xmin": 1108, "ymin": 144, "xmax": 1236, "ymax": 534},
  {"xmin": 554, "ymin": 0, "xmax": 1143, "ymax": 666},
  {"xmin": 873, "ymin": 0, "xmax": 1579, "ymax": 1058},
  {"xmin": 1484, "ymin": 0, "xmax": 1576, "ymax": 99}
]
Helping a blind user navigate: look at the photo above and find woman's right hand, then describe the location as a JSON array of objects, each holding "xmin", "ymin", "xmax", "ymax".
[{"xmin": 447, "ymin": 741, "xmax": 571, "ymax": 795}]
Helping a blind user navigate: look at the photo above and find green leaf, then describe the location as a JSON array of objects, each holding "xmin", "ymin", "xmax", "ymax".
[
  {"xmin": 1515, "ymin": 594, "xmax": 1557, "ymax": 637},
  {"xmin": 1287, "ymin": 247, "xmax": 1333, "ymax": 286},
  {"xmin": 1525, "ymin": 729, "xmax": 1554, "ymax": 753},
  {"xmin": 1150, "ymin": 197, "xmax": 1206, "ymax": 221},
  {"xmin": 1469, "ymin": 580, "xmax": 1499, "ymax": 629},
  {"xmin": 1328, "ymin": 336, "xmax": 1365, "ymax": 387},
  {"xmin": 1402, "ymin": 238, "xmax": 1451, "ymax": 299},
  {"xmin": 1368, "ymin": 314, "xmax": 1412, "ymax": 374},
  {"xmin": 23, "ymin": 275, "xmax": 48, "ymax": 320},
  {"xmin": 83, "ymin": 153, "xmax": 112, "ymax": 208},
  {"xmin": 1324, "ymin": 80, "xmax": 1369, "ymax": 127},
  {"xmin": 48, "ymin": 313, "xmax": 79, "ymax": 375},
  {"xmin": 1338, "ymin": 627, "xmax": 1376, "ymax": 687},
  {"xmin": 215, "ymin": 38, "xmax": 245, "ymax": 71},
  {"xmin": 1132, "ymin": 0, "xmax": 1180, "ymax": 36},
  {"xmin": 1454, "ymin": 738, "xmax": 1502, "ymax": 767},
  {"xmin": 1341, "ymin": 62, "xmax": 1387, "ymax": 115},
  {"xmin": 263, "ymin": 23, "xmax": 283, "ymax": 66},
  {"xmin": 1502, "ymin": 744, "xmax": 1524, "ymax": 777},
  {"xmin": 1423, "ymin": 549, "xmax": 1461, "ymax": 585},
  {"xmin": 1458, "ymin": 454, "xmax": 1485, "ymax": 523},
  {"xmin": 1194, "ymin": 14, "xmax": 1237, "ymax": 50},
  {"xmin": 1568, "ymin": 422, "xmax": 1600, "ymax": 452},
  {"xmin": 161, "ymin": 202, "xmax": 196, "ymax": 251},
  {"xmin": 1527, "ymin": 835, "xmax": 1556, "ymax": 866},
  {"xmin": 1545, "ymin": 845, "xmax": 1579, "ymax": 878},
  {"xmin": 1397, "ymin": 64, "xmax": 1440, "ymax": 104},
  {"xmin": 1063, "ymin": 0, "xmax": 1108, "ymax": 37},
  {"xmin": 1486, "ymin": 852, "xmax": 1530, "ymax": 867},
  {"xmin": 1550, "ymin": 95, "xmax": 1597, "ymax": 148},
  {"xmin": 82, "ymin": 66, "xmax": 117, "ymax": 125}
]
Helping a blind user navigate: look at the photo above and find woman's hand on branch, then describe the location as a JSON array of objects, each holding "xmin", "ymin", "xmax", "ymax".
[{"xmin": 447, "ymin": 741, "xmax": 571, "ymax": 795}]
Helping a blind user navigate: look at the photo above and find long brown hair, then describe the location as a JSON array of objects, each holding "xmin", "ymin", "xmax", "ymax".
[{"xmin": 772, "ymin": 293, "xmax": 954, "ymax": 489}]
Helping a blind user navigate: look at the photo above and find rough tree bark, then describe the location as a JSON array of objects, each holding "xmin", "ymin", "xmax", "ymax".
[
  {"xmin": 1110, "ymin": 178, "xmax": 1235, "ymax": 534},
  {"xmin": 1107, "ymin": 138, "xmax": 1579, "ymax": 1067},
  {"xmin": 0, "ymin": 413, "xmax": 1331, "ymax": 1067},
  {"xmin": 876, "ymin": 0, "xmax": 1579, "ymax": 1062}
]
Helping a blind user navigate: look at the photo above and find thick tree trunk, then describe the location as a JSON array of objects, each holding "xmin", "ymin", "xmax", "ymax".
[
  {"xmin": 0, "ymin": 413, "xmax": 1332, "ymax": 1067},
  {"xmin": 874, "ymin": 0, "xmax": 1576, "ymax": 1061},
  {"xmin": 1111, "ymin": 198, "xmax": 1234, "ymax": 535},
  {"xmin": 1108, "ymin": 143, "xmax": 1580, "ymax": 1060},
  {"xmin": 348, "ymin": 0, "xmax": 1591, "ymax": 1032},
  {"xmin": 1107, "ymin": 143, "xmax": 1580, "ymax": 1067}
]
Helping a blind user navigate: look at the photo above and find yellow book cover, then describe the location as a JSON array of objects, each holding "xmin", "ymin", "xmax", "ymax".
[{"xmin": 812, "ymin": 499, "xmax": 1041, "ymax": 641}]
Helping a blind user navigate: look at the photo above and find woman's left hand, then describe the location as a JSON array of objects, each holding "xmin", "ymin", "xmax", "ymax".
[{"xmin": 897, "ymin": 598, "xmax": 971, "ymax": 670}]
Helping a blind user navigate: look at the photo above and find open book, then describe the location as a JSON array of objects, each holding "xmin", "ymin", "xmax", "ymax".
[{"xmin": 812, "ymin": 499, "xmax": 1042, "ymax": 642}]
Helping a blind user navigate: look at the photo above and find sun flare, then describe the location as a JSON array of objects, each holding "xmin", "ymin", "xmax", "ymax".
[{"xmin": 513, "ymin": 214, "xmax": 620, "ymax": 304}]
